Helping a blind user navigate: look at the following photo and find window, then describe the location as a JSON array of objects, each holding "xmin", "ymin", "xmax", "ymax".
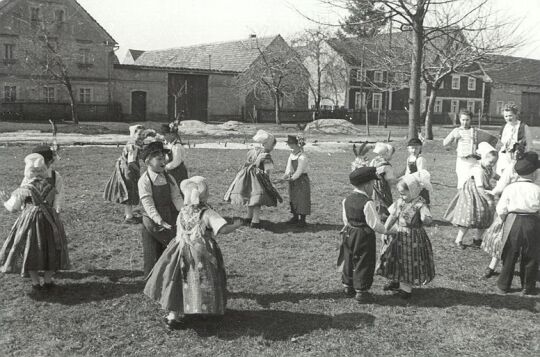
[
  {"xmin": 372, "ymin": 93, "xmax": 382, "ymax": 110},
  {"xmin": 4, "ymin": 44, "xmax": 14, "ymax": 61},
  {"xmin": 450, "ymin": 99, "xmax": 459, "ymax": 113},
  {"xmin": 79, "ymin": 49, "xmax": 90, "ymax": 64},
  {"xmin": 54, "ymin": 9, "xmax": 65, "ymax": 23},
  {"xmin": 434, "ymin": 99, "xmax": 442, "ymax": 113},
  {"xmin": 79, "ymin": 88, "xmax": 92, "ymax": 103},
  {"xmin": 4, "ymin": 86, "xmax": 16, "ymax": 102},
  {"xmin": 439, "ymin": 80, "xmax": 444, "ymax": 89},
  {"xmin": 374, "ymin": 71, "xmax": 383, "ymax": 83},
  {"xmin": 468, "ymin": 77, "xmax": 476, "ymax": 91},
  {"xmin": 30, "ymin": 7, "xmax": 40, "ymax": 22},
  {"xmin": 355, "ymin": 69, "xmax": 365, "ymax": 81},
  {"xmin": 467, "ymin": 100, "xmax": 475, "ymax": 113},
  {"xmin": 496, "ymin": 101, "xmax": 504, "ymax": 114},
  {"xmin": 43, "ymin": 87, "xmax": 55, "ymax": 103},
  {"xmin": 451, "ymin": 75, "xmax": 460, "ymax": 90},
  {"xmin": 354, "ymin": 92, "xmax": 364, "ymax": 109}
]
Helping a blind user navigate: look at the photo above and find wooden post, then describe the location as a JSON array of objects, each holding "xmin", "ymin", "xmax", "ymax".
[{"xmin": 377, "ymin": 108, "xmax": 381, "ymax": 127}]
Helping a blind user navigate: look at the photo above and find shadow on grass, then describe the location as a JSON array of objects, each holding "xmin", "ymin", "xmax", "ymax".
[
  {"xmin": 30, "ymin": 280, "xmax": 144, "ymax": 305},
  {"xmin": 188, "ymin": 310, "xmax": 375, "ymax": 341},
  {"xmin": 230, "ymin": 290, "xmax": 346, "ymax": 308},
  {"xmin": 259, "ymin": 221, "xmax": 342, "ymax": 234},
  {"xmin": 60, "ymin": 269, "xmax": 144, "ymax": 282},
  {"xmin": 432, "ymin": 219, "xmax": 453, "ymax": 227}
]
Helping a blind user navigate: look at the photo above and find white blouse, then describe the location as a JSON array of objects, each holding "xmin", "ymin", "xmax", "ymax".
[
  {"xmin": 500, "ymin": 121, "xmax": 532, "ymax": 151},
  {"xmin": 284, "ymin": 151, "xmax": 308, "ymax": 180},
  {"xmin": 165, "ymin": 141, "xmax": 187, "ymax": 171}
]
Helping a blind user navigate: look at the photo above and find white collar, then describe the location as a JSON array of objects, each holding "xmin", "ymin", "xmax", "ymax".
[
  {"xmin": 353, "ymin": 188, "xmax": 369, "ymax": 197},
  {"xmin": 147, "ymin": 169, "xmax": 165, "ymax": 182}
]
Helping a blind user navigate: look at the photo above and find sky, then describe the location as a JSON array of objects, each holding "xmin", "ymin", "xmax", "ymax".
[{"xmin": 77, "ymin": 0, "xmax": 540, "ymax": 62}]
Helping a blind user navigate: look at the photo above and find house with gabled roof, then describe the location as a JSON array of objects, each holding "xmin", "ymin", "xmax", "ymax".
[{"xmin": 0, "ymin": 0, "xmax": 118, "ymax": 120}]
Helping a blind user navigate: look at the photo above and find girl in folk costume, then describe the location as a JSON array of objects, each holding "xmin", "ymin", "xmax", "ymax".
[
  {"xmin": 377, "ymin": 170, "xmax": 435, "ymax": 299},
  {"xmin": 443, "ymin": 110, "xmax": 499, "ymax": 189},
  {"xmin": 369, "ymin": 143, "xmax": 396, "ymax": 220},
  {"xmin": 496, "ymin": 105, "xmax": 533, "ymax": 177},
  {"xmin": 282, "ymin": 135, "xmax": 311, "ymax": 227},
  {"xmin": 444, "ymin": 142, "xmax": 499, "ymax": 249},
  {"xmin": 161, "ymin": 123, "xmax": 189, "ymax": 189},
  {"xmin": 0, "ymin": 154, "xmax": 69, "ymax": 291},
  {"xmin": 224, "ymin": 130, "xmax": 282, "ymax": 229},
  {"xmin": 338, "ymin": 167, "xmax": 396, "ymax": 304},
  {"xmin": 104, "ymin": 125, "xmax": 146, "ymax": 224},
  {"xmin": 138, "ymin": 141, "xmax": 184, "ymax": 277},
  {"xmin": 495, "ymin": 152, "xmax": 540, "ymax": 296},
  {"xmin": 404, "ymin": 138, "xmax": 430, "ymax": 204},
  {"xmin": 144, "ymin": 176, "xmax": 242, "ymax": 329}
]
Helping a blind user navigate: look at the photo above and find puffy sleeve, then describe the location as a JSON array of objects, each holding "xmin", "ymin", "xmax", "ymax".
[
  {"xmin": 4, "ymin": 188, "xmax": 26, "ymax": 212},
  {"xmin": 416, "ymin": 157, "xmax": 427, "ymax": 171},
  {"xmin": 496, "ymin": 189, "xmax": 510, "ymax": 216},
  {"xmin": 284, "ymin": 154, "xmax": 293, "ymax": 176},
  {"xmin": 138, "ymin": 175, "xmax": 163, "ymax": 224},
  {"xmin": 165, "ymin": 143, "xmax": 186, "ymax": 170},
  {"xmin": 202, "ymin": 209, "xmax": 228, "ymax": 236},
  {"xmin": 364, "ymin": 200, "xmax": 386, "ymax": 234},
  {"xmin": 53, "ymin": 171, "xmax": 64, "ymax": 213}
]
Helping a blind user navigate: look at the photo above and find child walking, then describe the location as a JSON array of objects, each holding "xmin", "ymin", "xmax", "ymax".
[
  {"xmin": 338, "ymin": 167, "xmax": 395, "ymax": 303},
  {"xmin": 138, "ymin": 141, "xmax": 184, "ymax": 277},
  {"xmin": 224, "ymin": 130, "xmax": 282, "ymax": 229},
  {"xmin": 404, "ymin": 138, "xmax": 430, "ymax": 204},
  {"xmin": 495, "ymin": 151, "xmax": 540, "ymax": 296},
  {"xmin": 161, "ymin": 122, "xmax": 189, "ymax": 188},
  {"xmin": 104, "ymin": 125, "xmax": 146, "ymax": 224},
  {"xmin": 377, "ymin": 170, "xmax": 435, "ymax": 299},
  {"xmin": 444, "ymin": 142, "xmax": 498, "ymax": 249},
  {"xmin": 0, "ymin": 154, "xmax": 69, "ymax": 290},
  {"xmin": 282, "ymin": 135, "xmax": 311, "ymax": 227},
  {"xmin": 369, "ymin": 143, "xmax": 396, "ymax": 220},
  {"xmin": 144, "ymin": 176, "xmax": 242, "ymax": 329}
]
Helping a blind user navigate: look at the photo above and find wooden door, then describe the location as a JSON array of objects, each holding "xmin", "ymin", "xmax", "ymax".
[
  {"xmin": 168, "ymin": 74, "xmax": 208, "ymax": 122},
  {"xmin": 521, "ymin": 92, "xmax": 540, "ymax": 126},
  {"xmin": 131, "ymin": 91, "xmax": 147, "ymax": 121}
]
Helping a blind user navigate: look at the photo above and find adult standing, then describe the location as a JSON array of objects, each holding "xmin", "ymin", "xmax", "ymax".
[{"xmin": 496, "ymin": 105, "xmax": 533, "ymax": 177}]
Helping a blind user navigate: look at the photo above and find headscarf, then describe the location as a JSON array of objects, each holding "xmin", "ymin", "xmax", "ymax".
[
  {"xmin": 401, "ymin": 169, "xmax": 432, "ymax": 199},
  {"xmin": 253, "ymin": 129, "xmax": 275, "ymax": 147},
  {"xmin": 373, "ymin": 142, "xmax": 394, "ymax": 157},
  {"xmin": 24, "ymin": 153, "xmax": 48, "ymax": 180},
  {"xmin": 180, "ymin": 176, "xmax": 209, "ymax": 206},
  {"xmin": 476, "ymin": 142, "xmax": 497, "ymax": 160},
  {"xmin": 129, "ymin": 125, "xmax": 144, "ymax": 138}
]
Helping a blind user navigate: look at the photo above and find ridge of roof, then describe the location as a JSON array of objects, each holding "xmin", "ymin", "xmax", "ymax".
[{"xmin": 73, "ymin": 0, "xmax": 117, "ymax": 45}]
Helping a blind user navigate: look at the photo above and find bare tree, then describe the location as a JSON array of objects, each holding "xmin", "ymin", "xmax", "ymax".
[{"xmin": 236, "ymin": 37, "xmax": 310, "ymax": 125}]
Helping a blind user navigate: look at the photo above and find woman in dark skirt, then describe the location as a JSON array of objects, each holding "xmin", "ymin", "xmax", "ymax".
[
  {"xmin": 161, "ymin": 123, "xmax": 189, "ymax": 189},
  {"xmin": 282, "ymin": 135, "xmax": 311, "ymax": 227}
]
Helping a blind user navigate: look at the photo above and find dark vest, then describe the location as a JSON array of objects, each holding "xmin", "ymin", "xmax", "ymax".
[
  {"xmin": 499, "ymin": 122, "xmax": 527, "ymax": 145},
  {"xmin": 344, "ymin": 192, "xmax": 371, "ymax": 227}
]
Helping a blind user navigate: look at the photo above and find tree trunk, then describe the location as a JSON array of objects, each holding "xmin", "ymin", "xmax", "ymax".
[
  {"xmin": 424, "ymin": 86, "xmax": 436, "ymax": 140},
  {"xmin": 408, "ymin": 20, "xmax": 424, "ymax": 139},
  {"xmin": 66, "ymin": 82, "xmax": 78, "ymax": 124},
  {"xmin": 274, "ymin": 93, "xmax": 281, "ymax": 125}
]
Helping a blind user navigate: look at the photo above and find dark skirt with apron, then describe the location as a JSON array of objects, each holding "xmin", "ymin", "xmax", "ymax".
[{"xmin": 288, "ymin": 158, "xmax": 311, "ymax": 216}]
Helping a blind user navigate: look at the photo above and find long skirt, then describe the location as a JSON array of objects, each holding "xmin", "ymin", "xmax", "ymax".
[
  {"xmin": 289, "ymin": 174, "xmax": 311, "ymax": 216},
  {"xmin": 481, "ymin": 214, "xmax": 516, "ymax": 260},
  {"xmin": 167, "ymin": 162, "xmax": 189, "ymax": 190},
  {"xmin": 0, "ymin": 206, "xmax": 70, "ymax": 276},
  {"xmin": 372, "ymin": 178, "xmax": 392, "ymax": 219},
  {"xmin": 444, "ymin": 178, "xmax": 495, "ymax": 229},
  {"xmin": 144, "ymin": 237, "xmax": 227, "ymax": 315},
  {"xmin": 377, "ymin": 227, "xmax": 435, "ymax": 286},
  {"xmin": 224, "ymin": 166, "xmax": 282, "ymax": 207},
  {"xmin": 103, "ymin": 159, "xmax": 140, "ymax": 205}
]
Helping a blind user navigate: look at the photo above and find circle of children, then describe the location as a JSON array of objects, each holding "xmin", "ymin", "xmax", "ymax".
[{"xmin": 0, "ymin": 104, "xmax": 538, "ymax": 330}]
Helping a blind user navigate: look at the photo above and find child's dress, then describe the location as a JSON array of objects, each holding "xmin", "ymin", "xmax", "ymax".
[
  {"xmin": 444, "ymin": 163, "xmax": 496, "ymax": 229},
  {"xmin": 103, "ymin": 140, "xmax": 142, "ymax": 205},
  {"xmin": 0, "ymin": 177, "xmax": 69, "ymax": 276},
  {"xmin": 284, "ymin": 151, "xmax": 311, "ymax": 216},
  {"xmin": 144, "ymin": 205, "xmax": 228, "ymax": 315},
  {"xmin": 165, "ymin": 139, "xmax": 189, "ymax": 188},
  {"xmin": 369, "ymin": 156, "xmax": 394, "ymax": 218},
  {"xmin": 224, "ymin": 147, "xmax": 282, "ymax": 207},
  {"xmin": 377, "ymin": 197, "xmax": 435, "ymax": 286},
  {"xmin": 405, "ymin": 156, "xmax": 430, "ymax": 204}
]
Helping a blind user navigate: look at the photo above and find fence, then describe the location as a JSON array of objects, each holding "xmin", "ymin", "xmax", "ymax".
[
  {"xmin": 255, "ymin": 108, "xmax": 313, "ymax": 123},
  {"xmin": 0, "ymin": 101, "xmax": 123, "ymax": 122}
]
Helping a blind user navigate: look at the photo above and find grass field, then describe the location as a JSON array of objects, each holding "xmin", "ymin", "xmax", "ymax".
[{"xmin": 0, "ymin": 139, "xmax": 539, "ymax": 356}]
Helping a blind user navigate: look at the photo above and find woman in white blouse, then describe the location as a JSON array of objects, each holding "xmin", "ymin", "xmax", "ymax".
[
  {"xmin": 496, "ymin": 105, "xmax": 532, "ymax": 176},
  {"xmin": 282, "ymin": 135, "xmax": 311, "ymax": 227}
]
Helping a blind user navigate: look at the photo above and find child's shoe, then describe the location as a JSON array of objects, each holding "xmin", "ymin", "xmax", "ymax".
[
  {"xmin": 482, "ymin": 268, "xmax": 496, "ymax": 279},
  {"xmin": 472, "ymin": 239, "xmax": 482, "ymax": 248},
  {"xmin": 393, "ymin": 289, "xmax": 411, "ymax": 300},
  {"xmin": 286, "ymin": 215, "xmax": 299, "ymax": 224},
  {"xmin": 383, "ymin": 281, "xmax": 400, "ymax": 291},
  {"xmin": 163, "ymin": 317, "xmax": 187, "ymax": 330},
  {"xmin": 343, "ymin": 286, "xmax": 355, "ymax": 297},
  {"xmin": 355, "ymin": 291, "xmax": 374, "ymax": 303}
]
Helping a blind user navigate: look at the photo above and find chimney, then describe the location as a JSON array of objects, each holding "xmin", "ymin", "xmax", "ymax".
[{"xmin": 249, "ymin": 34, "xmax": 257, "ymax": 49}]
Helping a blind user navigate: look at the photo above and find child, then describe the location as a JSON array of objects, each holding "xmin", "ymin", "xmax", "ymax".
[
  {"xmin": 138, "ymin": 141, "xmax": 184, "ymax": 277},
  {"xmin": 224, "ymin": 129, "xmax": 282, "ymax": 229},
  {"xmin": 495, "ymin": 151, "xmax": 539, "ymax": 296},
  {"xmin": 404, "ymin": 138, "xmax": 430, "ymax": 204},
  {"xmin": 0, "ymin": 154, "xmax": 69, "ymax": 290},
  {"xmin": 161, "ymin": 122, "xmax": 189, "ymax": 188},
  {"xmin": 377, "ymin": 170, "xmax": 435, "ymax": 299},
  {"xmin": 369, "ymin": 143, "xmax": 396, "ymax": 220},
  {"xmin": 144, "ymin": 176, "xmax": 242, "ymax": 329},
  {"xmin": 282, "ymin": 135, "xmax": 311, "ymax": 227},
  {"xmin": 444, "ymin": 142, "xmax": 498, "ymax": 249},
  {"xmin": 104, "ymin": 124, "xmax": 146, "ymax": 224},
  {"xmin": 338, "ymin": 167, "xmax": 395, "ymax": 303}
]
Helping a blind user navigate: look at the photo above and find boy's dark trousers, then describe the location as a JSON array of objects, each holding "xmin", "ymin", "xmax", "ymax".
[
  {"xmin": 339, "ymin": 225, "xmax": 376, "ymax": 291},
  {"xmin": 141, "ymin": 217, "xmax": 175, "ymax": 276}
]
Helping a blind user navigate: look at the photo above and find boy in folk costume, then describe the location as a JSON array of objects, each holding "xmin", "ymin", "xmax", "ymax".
[
  {"xmin": 377, "ymin": 170, "xmax": 435, "ymax": 299},
  {"xmin": 282, "ymin": 135, "xmax": 311, "ymax": 227},
  {"xmin": 444, "ymin": 142, "xmax": 499, "ymax": 249},
  {"xmin": 104, "ymin": 125, "xmax": 146, "ymax": 224},
  {"xmin": 144, "ymin": 176, "xmax": 242, "ymax": 329},
  {"xmin": 496, "ymin": 105, "xmax": 533, "ymax": 177},
  {"xmin": 138, "ymin": 141, "xmax": 184, "ymax": 277},
  {"xmin": 369, "ymin": 143, "xmax": 396, "ymax": 220},
  {"xmin": 0, "ymin": 154, "xmax": 69, "ymax": 291},
  {"xmin": 161, "ymin": 123, "xmax": 189, "ymax": 189},
  {"xmin": 224, "ymin": 129, "xmax": 282, "ymax": 229},
  {"xmin": 338, "ymin": 167, "xmax": 396, "ymax": 303},
  {"xmin": 495, "ymin": 152, "xmax": 540, "ymax": 296}
]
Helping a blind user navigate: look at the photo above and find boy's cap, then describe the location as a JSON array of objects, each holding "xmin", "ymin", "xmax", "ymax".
[
  {"xmin": 350, "ymin": 167, "xmax": 379, "ymax": 186},
  {"xmin": 515, "ymin": 151, "xmax": 539, "ymax": 176}
]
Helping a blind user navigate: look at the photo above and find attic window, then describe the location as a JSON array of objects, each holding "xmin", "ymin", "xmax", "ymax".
[
  {"xmin": 54, "ymin": 9, "xmax": 65, "ymax": 23},
  {"xmin": 30, "ymin": 7, "xmax": 40, "ymax": 22}
]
